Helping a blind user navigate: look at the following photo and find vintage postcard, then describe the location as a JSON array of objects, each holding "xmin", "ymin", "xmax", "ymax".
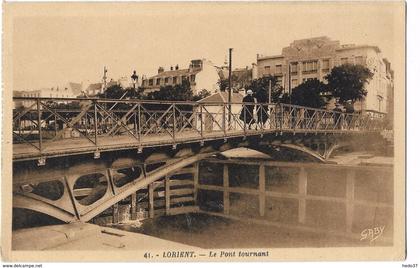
[{"xmin": 1, "ymin": 1, "xmax": 405, "ymax": 262}]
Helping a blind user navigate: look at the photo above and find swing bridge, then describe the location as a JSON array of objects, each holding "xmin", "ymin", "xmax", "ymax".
[{"xmin": 12, "ymin": 96, "xmax": 391, "ymax": 240}]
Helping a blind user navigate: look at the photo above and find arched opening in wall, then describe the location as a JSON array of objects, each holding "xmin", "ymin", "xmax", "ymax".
[
  {"xmin": 267, "ymin": 147, "xmax": 324, "ymax": 162},
  {"xmin": 73, "ymin": 173, "xmax": 108, "ymax": 206},
  {"xmin": 145, "ymin": 162, "xmax": 166, "ymax": 173},
  {"xmin": 329, "ymin": 145, "xmax": 351, "ymax": 158},
  {"xmin": 220, "ymin": 147, "xmax": 272, "ymax": 160},
  {"xmin": 113, "ymin": 166, "xmax": 142, "ymax": 188},
  {"xmin": 16, "ymin": 179, "xmax": 65, "ymax": 201},
  {"xmin": 12, "ymin": 208, "xmax": 64, "ymax": 230}
]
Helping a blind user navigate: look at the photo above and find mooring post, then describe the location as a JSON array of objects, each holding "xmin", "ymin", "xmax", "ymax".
[
  {"xmin": 130, "ymin": 192, "xmax": 137, "ymax": 220},
  {"xmin": 259, "ymin": 164, "xmax": 266, "ymax": 217},
  {"xmin": 298, "ymin": 167, "xmax": 308, "ymax": 224},
  {"xmin": 346, "ymin": 169, "xmax": 355, "ymax": 233},
  {"xmin": 165, "ymin": 175, "xmax": 171, "ymax": 215},
  {"xmin": 223, "ymin": 164, "xmax": 230, "ymax": 215},
  {"xmin": 148, "ymin": 183, "xmax": 154, "ymax": 218}
]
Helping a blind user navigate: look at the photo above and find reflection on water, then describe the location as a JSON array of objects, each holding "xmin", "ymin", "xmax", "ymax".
[{"xmin": 113, "ymin": 213, "xmax": 389, "ymax": 248}]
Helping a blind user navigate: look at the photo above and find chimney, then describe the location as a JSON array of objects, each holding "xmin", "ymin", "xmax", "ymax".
[
  {"xmin": 175, "ymin": 64, "xmax": 179, "ymax": 70},
  {"xmin": 158, "ymin": 67, "xmax": 164, "ymax": 73}
]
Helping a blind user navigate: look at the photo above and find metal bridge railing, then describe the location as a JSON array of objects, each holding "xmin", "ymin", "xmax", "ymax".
[{"xmin": 12, "ymin": 97, "xmax": 386, "ymax": 155}]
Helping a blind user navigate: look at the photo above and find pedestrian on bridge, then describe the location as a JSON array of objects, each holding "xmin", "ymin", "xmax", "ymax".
[{"xmin": 240, "ymin": 90, "xmax": 257, "ymax": 130}]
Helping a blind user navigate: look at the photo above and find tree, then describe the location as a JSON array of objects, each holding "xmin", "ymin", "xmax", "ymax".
[
  {"xmin": 193, "ymin": 89, "xmax": 211, "ymax": 101},
  {"xmin": 217, "ymin": 79, "xmax": 229, "ymax": 92},
  {"xmin": 290, "ymin": 79, "xmax": 327, "ymax": 108},
  {"xmin": 97, "ymin": 84, "xmax": 125, "ymax": 99},
  {"xmin": 245, "ymin": 76, "xmax": 283, "ymax": 103},
  {"xmin": 325, "ymin": 64, "xmax": 373, "ymax": 104},
  {"xmin": 145, "ymin": 80, "xmax": 193, "ymax": 101}
]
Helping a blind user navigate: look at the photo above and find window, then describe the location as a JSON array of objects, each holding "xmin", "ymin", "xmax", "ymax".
[
  {"xmin": 173, "ymin": 76, "xmax": 177, "ymax": 84},
  {"xmin": 275, "ymin": 64, "xmax": 282, "ymax": 74},
  {"xmin": 303, "ymin": 77, "xmax": 316, "ymax": 83},
  {"xmin": 302, "ymin": 61, "xmax": 318, "ymax": 73},
  {"xmin": 164, "ymin": 77, "xmax": 169, "ymax": 84},
  {"xmin": 264, "ymin": 66, "xmax": 271, "ymax": 74},
  {"xmin": 341, "ymin": 57, "xmax": 349, "ymax": 65},
  {"xmin": 182, "ymin": 76, "xmax": 187, "ymax": 81},
  {"xmin": 291, "ymin": 79, "xmax": 298, "ymax": 89},
  {"xmin": 355, "ymin": 56, "xmax": 364, "ymax": 65},
  {"xmin": 149, "ymin": 79, "xmax": 153, "ymax": 86},
  {"xmin": 156, "ymin": 78, "xmax": 161, "ymax": 85},
  {"xmin": 322, "ymin": 59, "xmax": 330, "ymax": 71},
  {"xmin": 275, "ymin": 76, "xmax": 283, "ymax": 87},
  {"xmin": 290, "ymin": 62, "xmax": 298, "ymax": 74},
  {"xmin": 190, "ymin": 74, "xmax": 196, "ymax": 82}
]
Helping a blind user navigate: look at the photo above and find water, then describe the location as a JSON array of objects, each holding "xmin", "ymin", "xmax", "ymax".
[
  {"xmin": 110, "ymin": 149, "xmax": 393, "ymax": 248},
  {"xmin": 113, "ymin": 213, "xmax": 389, "ymax": 248}
]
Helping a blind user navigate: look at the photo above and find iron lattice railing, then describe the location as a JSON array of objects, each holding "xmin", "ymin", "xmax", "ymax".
[{"xmin": 12, "ymin": 97, "xmax": 387, "ymax": 155}]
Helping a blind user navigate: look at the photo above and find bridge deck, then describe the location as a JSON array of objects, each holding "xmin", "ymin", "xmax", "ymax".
[
  {"xmin": 12, "ymin": 97, "xmax": 386, "ymax": 161},
  {"xmin": 13, "ymin": 128, "xmax": 366, "ymax": 161}
]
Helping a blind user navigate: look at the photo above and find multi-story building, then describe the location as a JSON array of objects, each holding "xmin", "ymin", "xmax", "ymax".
[
  {"xmin": 141, "ymin": 59, "xmax": 220, "ymax": 95},
  {"xmin": 217, "ymin": 66, "xmax": 257, "ymax": 94},
  {"xmin": 13, "ymin": 83, "xmax": 83, "ymax": 108},
  {"xmin": 256, "ymin": 36, "xmax": 394, "ymax": 113}
]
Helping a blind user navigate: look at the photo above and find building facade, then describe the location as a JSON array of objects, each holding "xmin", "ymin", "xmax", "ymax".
[
  {"xmin": 13, "ymin": 83, "xmax": 82, "ymax": 108},
  {"xmin": 141, "ymin": 59, "xmax": 220, "ymax": 95},
  {"xmin": 256, "ymin": 36, "xmax": 394, "ymax": 113}
]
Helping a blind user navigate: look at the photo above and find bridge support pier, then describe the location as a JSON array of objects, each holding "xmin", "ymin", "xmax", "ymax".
[
  {"xmin": 112, "ymin": 204, "xmax": 119, "ymax": 224},
  {"xmin": 223, "ymin": 164, "xmax": 230, "ymax": 215},
  {"xmin": 165, "ymin": 176, "xmax": 171, "ymax": 215},
  {"xmin": 193, "ymin": 163, "xmax": 199, "ymax": 202},
  {"xmin": 259, "ymin": 165, "xmax": 266, "ymax": 217},
  {"xmin": 148, "ymin": 184, "xmax": 154, "ymax": 219},
  {"xmin": 346, "ymin": 170, "xmax": 355, "ymax": 233},
  {"xmin": 298, "ymin": 168, "xmax": 308, "ymax": 224},
  {"xmin": 130, "ymin": 193, "xmax": 137, "ymax": 220}
]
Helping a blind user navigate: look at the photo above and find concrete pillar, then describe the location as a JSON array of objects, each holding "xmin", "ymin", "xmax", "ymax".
[
  {"xmin": 223, "ymin": 164, "xmax": 230, "ymax": 215},
  {"xmin": 112, "ymin": 203, "xmax": 119, "ymax": 224},
  {"xmin": 259, "ymin": 165, "xmax": 266, "ymax": 217},
  {"xmin": 148, "ymin": 183, "xmax": 154, "ymax": 218},
  {"xmin": 130, "ymin": 193, "xmax": 137, "ymax": 220},
  {"xmin": 298, "ymin": 167, "xmax": 308, "ymax": 224},
  {"xmin": 346, "ymin": 169, "xmax": 355, "ymax": 233},
  {"xmin": 193, "ymin": 163, "xmax": 199, "ymax": 203},
  {"xmin": 165, "ymin": 176, "xmax": 171, "ymax": 215}
]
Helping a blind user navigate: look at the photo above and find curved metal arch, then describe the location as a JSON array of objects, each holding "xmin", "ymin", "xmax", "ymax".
[
  {"xmin": 277, "ymin": 144, "xmax": 326, "ymax": 162},
  {"xmin": 242, "ymin": 142, "xmax": 326, "ymax": 163},
  {"xmin": 13, "ymin": 194, "xmax": 76, "ymax": 223},
  {"xmin": 79, "ymin": 151, "xmax": 214, "ymax": 222}
]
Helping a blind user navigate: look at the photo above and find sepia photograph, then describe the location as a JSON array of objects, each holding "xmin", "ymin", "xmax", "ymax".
[{"xmin": 1, "ymin": 1, "xmax": 406, "ymax": 262}]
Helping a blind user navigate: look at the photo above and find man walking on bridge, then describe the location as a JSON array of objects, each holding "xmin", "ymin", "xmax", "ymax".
[{"xmin": 240, "ymin": 90, "xmax": 257, "ymax": 130}]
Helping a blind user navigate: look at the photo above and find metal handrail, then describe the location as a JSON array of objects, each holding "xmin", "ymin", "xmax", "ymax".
[{"xmin": 12, "ymin": 97, "xmax": 387, "ymax": 158}]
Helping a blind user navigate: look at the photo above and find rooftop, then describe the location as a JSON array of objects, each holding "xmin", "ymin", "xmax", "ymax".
[{"xmin": 148, "ymin": 68, "xmax": 200, "ymax": 79}]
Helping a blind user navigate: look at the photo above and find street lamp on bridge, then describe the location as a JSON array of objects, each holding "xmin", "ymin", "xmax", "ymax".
[{"xmin": 131, "ymin": 70, "xmax": 139, "ymax": 89}]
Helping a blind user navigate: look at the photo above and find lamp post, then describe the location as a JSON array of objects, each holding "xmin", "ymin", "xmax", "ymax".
[{"xmin": 131, "ymin": 70, "xmax": 139, "ymax": 90}]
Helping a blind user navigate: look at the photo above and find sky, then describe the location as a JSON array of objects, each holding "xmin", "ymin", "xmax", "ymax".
[{"xmin": 10, "ymin": 2, "xmax": 402, "ymax": 91}]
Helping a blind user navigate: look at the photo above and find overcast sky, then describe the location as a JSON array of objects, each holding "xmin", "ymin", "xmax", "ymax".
[{"xmin": 11, "ymin": 2, "xmax": 402, "ymax": 91}]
